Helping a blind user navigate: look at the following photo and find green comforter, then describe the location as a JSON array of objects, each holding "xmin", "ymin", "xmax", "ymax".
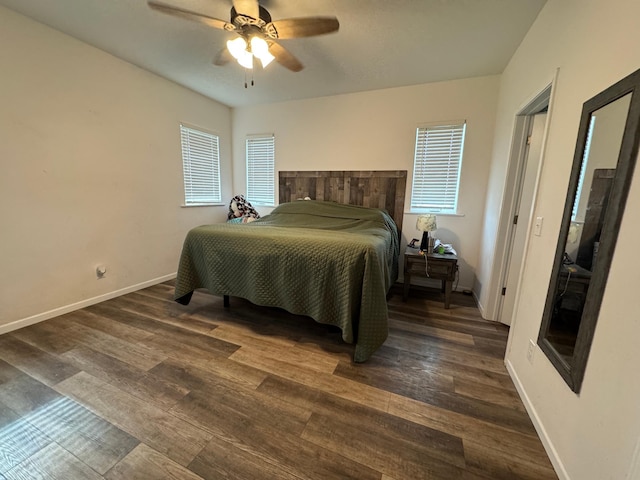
[{"xmin": 174, "ymin": 200, "xmax": 399, "ymax": 362}]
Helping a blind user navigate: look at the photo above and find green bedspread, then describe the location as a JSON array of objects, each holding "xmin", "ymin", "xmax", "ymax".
[{"xmin": 174, "ymin": 200, "xmax": 399, "ymax": 362}]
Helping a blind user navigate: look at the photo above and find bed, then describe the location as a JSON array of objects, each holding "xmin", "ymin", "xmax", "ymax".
[{"xmin": 174, "ymin": 170, "xmax": 407, "ymax": 362}]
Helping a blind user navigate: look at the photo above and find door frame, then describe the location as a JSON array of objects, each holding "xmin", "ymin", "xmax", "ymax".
[
  {"xmin": 494, "ymin": 74, "xmax": 558, "ymax": 336},
  {"xmin": 498, "ymin": 112, "xmax": 546, "ymax": 326}
]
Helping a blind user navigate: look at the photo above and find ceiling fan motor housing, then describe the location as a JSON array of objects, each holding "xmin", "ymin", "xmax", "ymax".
[{"xmin": 230, "ymin": 6, "xmax": 271, "ymax": 27}]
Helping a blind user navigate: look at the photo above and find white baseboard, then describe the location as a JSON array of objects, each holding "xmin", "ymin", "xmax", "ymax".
[
  {"xmin": 627, "ymin": 436, "xmax": 640, "ymax": 480},
  {"xmin": 0, "ymin": 273, "xmax": 176, "ymax": 335},
  {"xmin": 474, "ymin": 291, "xmax": 486, "ymax": 318},
  {"xmin": 506, "ymin": 359, "xmax": 570, "ymax": 480}
]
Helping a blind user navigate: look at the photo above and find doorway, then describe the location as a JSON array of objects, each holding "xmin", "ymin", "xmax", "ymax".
[
  {"xmin": 497, "ymin": 84, "xmax": 553, "ymax": 326},
  {"xmin": 500, "ymin": 112, "xmax": 546, "ymax": 325}
]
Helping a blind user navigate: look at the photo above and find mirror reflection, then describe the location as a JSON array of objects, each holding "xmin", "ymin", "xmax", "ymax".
[{"xmin": 546, "ymin": 93, "xmax": 631, "ymax": 360}]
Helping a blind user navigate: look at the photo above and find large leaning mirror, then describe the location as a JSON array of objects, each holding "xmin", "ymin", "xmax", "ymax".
[{"xmin": 538, "ymin": 68, "xmax": 640, "ymax": 393}]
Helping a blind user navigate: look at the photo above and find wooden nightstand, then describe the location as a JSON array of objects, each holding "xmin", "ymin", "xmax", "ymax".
[{"xmin": 403, "ymin": 247, "xmax": 458, "ymax": 308}]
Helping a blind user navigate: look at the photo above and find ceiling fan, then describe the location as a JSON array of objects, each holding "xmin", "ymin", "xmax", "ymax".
[{"xmin": 148, "ymin": 0, "xmax": 340, "ymax": 72}]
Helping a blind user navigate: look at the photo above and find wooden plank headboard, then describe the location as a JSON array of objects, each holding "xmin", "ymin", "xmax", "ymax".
[{"xmin": 278, "ymin": 170, "xmax": 407, "ymax": 232}]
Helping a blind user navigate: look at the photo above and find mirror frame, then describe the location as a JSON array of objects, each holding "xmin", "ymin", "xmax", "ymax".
[{"xmin": 538, "ymin": 68, "xmax": 640, "ymax": 393}]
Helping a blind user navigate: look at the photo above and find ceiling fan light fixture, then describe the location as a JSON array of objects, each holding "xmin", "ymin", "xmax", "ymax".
[
  {"xmin": 237, "ymin": 50, "xmax": 254, "ymax": 69},
  {"xmin": 227, "ymin": 36, "xmax": 253, "ymax": 69},
  {"xmin": 226, "ymin": 37, "xmax": 248, "ymax": 60},
  {"xmin": 250, "ymin": 36, "xmax": 268, "ymax": 56},
  {"xmin": 148, "ymin": 1, "xmax": 340, "ymax": 73},
  {"xmin": 250, "ymin": 36, "xmax": 274, "ymax": 67},
  {"xmin": 258, "ymin": 52, "xmax": 275, "ymax": 68}
]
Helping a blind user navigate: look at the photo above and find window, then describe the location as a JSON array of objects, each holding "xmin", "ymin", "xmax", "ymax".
[
  {"xmin": 180, "ymin": 124, "xmax": 221, "ymax": 205},
  {"xmin": 246, "ymin": 134, "xmax": 275, "ymax": 206},
  {"xmin": 571, "ymin": 115, "xmax": 596, "ymax": 221},
  {"xmin": 410, "ymin": 122, "xmax": 466, "ymax": 213}
]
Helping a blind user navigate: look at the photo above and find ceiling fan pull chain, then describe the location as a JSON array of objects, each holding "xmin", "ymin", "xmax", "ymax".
[{"xmin": 242, "ymin": 69, "xmax": 255, "ymax": 88}]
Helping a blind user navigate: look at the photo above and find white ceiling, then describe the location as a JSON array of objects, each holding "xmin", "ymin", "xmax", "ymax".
[{"xmin": 0, "ymin": 0, "xmax": 547, "ymax": 108}]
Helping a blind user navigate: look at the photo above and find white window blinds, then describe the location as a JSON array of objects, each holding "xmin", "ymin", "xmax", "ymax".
[
  {"xmin": 180, "ymin": 124, "xmax": 221, "ymax": 205},
  {"xmin": 411, "ymin": 122, "xmax": 466, "ymax": 213},
  {"xmin": 246, "ymin": 134, "xmax": 275, "ymax": 205}
]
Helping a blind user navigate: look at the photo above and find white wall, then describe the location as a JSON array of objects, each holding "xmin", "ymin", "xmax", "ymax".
[
  {"xmin": 0, "ymin": 7, "xmax": 232, "ymax": 330},
  {"xmin": 231, "ymin": 76, "xmax": 500, "ymax": 291},
  {"xmin": 480, "ymin": 0, "xmax": 640, "ymax": 478}
]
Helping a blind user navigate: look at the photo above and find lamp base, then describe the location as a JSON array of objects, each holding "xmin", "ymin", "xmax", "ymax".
[{"xmin": 419, "ymin": 232, "xmax": 429, "ymax": 252}]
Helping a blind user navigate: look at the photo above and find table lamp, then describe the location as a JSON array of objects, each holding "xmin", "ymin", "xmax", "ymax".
[{"xmin": 416, "ymin": 214, "xmax": 437, "ymax": 252}]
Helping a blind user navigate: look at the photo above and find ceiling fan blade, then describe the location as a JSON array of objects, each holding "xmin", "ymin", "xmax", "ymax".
[
  {"xmin": 267, "ymin": 17, "xmax": 339, "ymax": 39},
  {"xmin": 148, "ymin": 1, "xmax": 233, "ymax": 30},
  {"xmin": 232, "ymin": 0, "xmax": 259, "ymax": 19},
  {"xmin": 269, "ymin": 42, "xmax": 303, "ymax": 72},
  {"xmin": 213, "ymin": 47, "xmax": 232, "ymax": 66}
]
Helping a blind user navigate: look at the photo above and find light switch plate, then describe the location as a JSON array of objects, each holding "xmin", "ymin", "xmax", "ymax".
[{"xmin": 534, "ymin": 216, "xmax": 543, "ymax": 236}]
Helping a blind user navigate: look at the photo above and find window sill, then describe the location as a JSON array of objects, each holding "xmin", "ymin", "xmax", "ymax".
[
  {"xmin": 407, "ymin": 210, "xmax": 465, "ymax": 217},
  {"xmin": 181, "ymin": 203, "xmax": 225, "ymax": 208}
]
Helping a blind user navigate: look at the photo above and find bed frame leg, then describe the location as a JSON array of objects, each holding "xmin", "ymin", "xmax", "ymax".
[{"xmin": 223, "ymin": 295, "xmax": 230, "ymax": 308}]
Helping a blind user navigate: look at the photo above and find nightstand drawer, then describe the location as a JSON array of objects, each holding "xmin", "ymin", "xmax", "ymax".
[
  {"xmin": 407, "ymin": 261, "xmax": 426, "ymax": 274},
  {"xmin": 428, "ymin": 263, "xmax": 454, "ymax": 277},
  {"xmin": 405, "ymin": 255, "xmax": 456, "ymax": 279}
]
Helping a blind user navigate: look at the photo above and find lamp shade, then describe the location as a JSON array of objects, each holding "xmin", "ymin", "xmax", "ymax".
[
  {"xmin": 237, "ymin": 51, "xmax": 254, "ymax": 69},
  {"xmin": 227, "ymin": 37, "xmax": 247, "ymax": 60},
  {"xmin": 416, "ymin": 214, "xmax": 437, "ymax": 232},
  {"xmin": 250, "ymin": 37, "xmax": 275, "ymax": 68},
  {"xmin": 227, "ymin": 36, "xmax": 275, "ymax": 70},
  {"xmin": 227, "ymin": 37, "xmax": 254, "ymax": 69}
]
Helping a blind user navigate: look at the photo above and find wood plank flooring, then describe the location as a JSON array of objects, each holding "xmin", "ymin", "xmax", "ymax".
[{"xmin": 0, "ymin": 281, "xmax": 558, "ymax": 479}]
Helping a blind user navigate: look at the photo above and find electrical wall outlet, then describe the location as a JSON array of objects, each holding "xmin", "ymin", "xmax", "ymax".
[{"xmin": 527, "ymin": 339, "xmax": 536, "ymax": 364}]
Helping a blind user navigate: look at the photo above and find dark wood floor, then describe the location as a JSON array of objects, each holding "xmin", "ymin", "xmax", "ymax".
[{"xmin": 0, "ymin": 281, "xmax": 558, "ymax": 479}]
